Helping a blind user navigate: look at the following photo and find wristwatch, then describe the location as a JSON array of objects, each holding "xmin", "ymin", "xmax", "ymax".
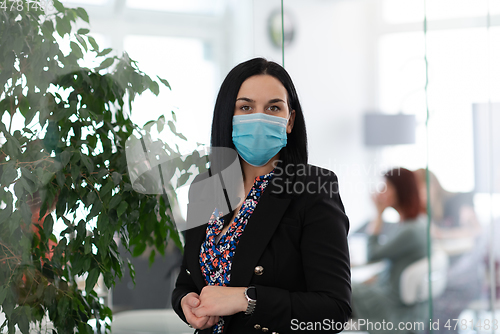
[{"xmin": 244, "ymin": 286, "xmax": 257, "ymax": 315}]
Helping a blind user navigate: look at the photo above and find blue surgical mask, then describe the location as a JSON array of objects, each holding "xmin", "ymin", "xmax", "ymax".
[{"xmin": 232, "ymin": 113, "xmax": 288, "ymax": 167}]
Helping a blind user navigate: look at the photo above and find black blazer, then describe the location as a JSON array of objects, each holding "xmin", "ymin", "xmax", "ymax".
[{"xmin": 172, "ymin": 164, "xmax": 351, "ymax": 334}]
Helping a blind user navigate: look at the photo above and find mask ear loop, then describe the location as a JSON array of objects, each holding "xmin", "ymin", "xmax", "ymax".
[{"xmin": 285, "ymin": 109, "xmax": 294, "ymax": 129}]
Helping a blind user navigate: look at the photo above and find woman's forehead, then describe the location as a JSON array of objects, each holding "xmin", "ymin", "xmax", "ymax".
[{"xmin": 237, "ymin": 75, "xmax": 287, "ymax": 99}]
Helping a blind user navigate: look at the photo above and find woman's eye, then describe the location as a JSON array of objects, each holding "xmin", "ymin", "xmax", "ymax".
[
  {"xmin": 241, "ymin": 105, "xmax": 251, "ymax": 111},
  {"xmin": 268, "ymin": 106, "xmax": 280, "ymax": 112}
]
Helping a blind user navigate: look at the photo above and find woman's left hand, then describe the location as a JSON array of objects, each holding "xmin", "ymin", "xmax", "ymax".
[{"xmin": 192, "ymin": 286, "xmax": 248, "ymax": 317}]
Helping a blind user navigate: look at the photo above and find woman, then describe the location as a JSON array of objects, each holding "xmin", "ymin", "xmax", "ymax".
[
  {"xmin": 413, "ymin": 168, "xmax": 481, "ymax": 245},
  {"xmin": 351, "ymin": 168, "xmax": 427, "ymax": 333},
  {"xmin": 171, "ymin": 58, "xmax": 351, "ymax": 333}
]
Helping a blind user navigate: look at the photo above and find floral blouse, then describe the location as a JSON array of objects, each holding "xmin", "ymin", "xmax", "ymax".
[{"xmin": 199, "ymin": 169, "xmax": 274, "ymax": 333}]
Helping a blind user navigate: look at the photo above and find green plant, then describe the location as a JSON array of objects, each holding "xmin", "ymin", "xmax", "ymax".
[{"xmin": 0, "ymin": 1, "xmax": 195, "ymax": 333}]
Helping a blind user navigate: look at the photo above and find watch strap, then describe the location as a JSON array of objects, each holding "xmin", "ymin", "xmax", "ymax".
[{"xmin": 244, "ymin": 286, "xmax": 257, "ymax": 315}]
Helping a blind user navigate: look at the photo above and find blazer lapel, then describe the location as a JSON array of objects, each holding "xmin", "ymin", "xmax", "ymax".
[
  {"xmin": 230, "ymin": 180, "xmax": 291, "ymax": 287},
  {"xmin": 183, "ymin": 162, "xmax": 297, "ymax": 290}
]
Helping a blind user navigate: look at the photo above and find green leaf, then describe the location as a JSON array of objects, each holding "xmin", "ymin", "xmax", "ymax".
[
  {"xmin": 149, "ymin": 81, "xmax": 159, "ymax": 96},
  {"xmin": 60, "ymin": 150, "xmax": 72, "ymax": 167},
  {"xmin": 56, "ymin": 171, "xmax": 66, "ymax": 188},
  {"xmin": 176, "ymin": 172, "xmax": 192, "ymax": 188},
  {"xmin": 168, "ymin": 120, "xmax": 187, "ymax": 141},
  {"xmin": 20, "ymin": 200, "xmax": 32, "ymax": 225},
  {"xmin": 85, "ymin": 268, "xmax": 99, "ymax": 294},
  {"xmin": 78, "ymin": 323, "xmax": 93, "ymax": 334},
  {"xmin": 157, "ymin": 76, "xmax": 171, "ymax": 90},
  {"xmin": 97, "ymin": 169, "xmax": 108, "ymax": 179},
  {"xmin": 71, "ymin": 162, "xmax": 80, "ymax": 182},
  {"xmin": 171, "ymin": 110, "xmax": 176, "ymax": 122},
  {"xmin": 97, "ymin": 57, "xmax": 114, "ymax": 71},
  {"xmin": 53, "ymin": 0, "xmax": 65, "ymax": 12},
  {"xmin": 2, "ymin": 288, "xmax": 14, "ymax": 318},
  {"xmin": 77, "ymin": 28, "xmax": 90, "ymax": 35},
  {"xmin": 21, "ymin": 167, "xmax": 35, "ymax": 184},
  {"xmin": 16, "ymin": 308, "xmax": 29, "ymax": 334},
  {"xmin": 56, "ymin": 16, "xmax": 71, "ymax": 38},
  {"xmin": 157, "ymin": 115, "xmax": 165, "ymax": 133},
  {"xmin": 43, "ymin": 214, "xmax": 54, "ymax": 236},
  {"xmin": 43, "ymin": 285, "xmax": 56, "ymax": 305},
  {"xmin": 100, "ymin": 181, "xmax": 114, "ymax": 197},
  {"xmin": 108, "ymin": 194, "xmax": 122, "ymax": 209},
  {"xmin": 85, "ymin": 191, "xmax": 97, "ymax": 207},
  {"xmin": 75, "ymin": 34, "xmax": 88, "ymax": 52},
  {"xmin": 97, "ymin": 48, "xmax": 113, "ymax": 57},
  {"xmin": 41, "ymin": 20, "xmax": 55, "ymax": 37},
  {"xmin": 75, "ymin": 7, "xmax": 90, "ymax": 23},
  {"xmin": 80, "ymin": 153, "xmax": 94, "ymax": 174},
  {"xmin": 84, "ymin": 237, "xmax": 92, "ymax": 254},
  {"xmin": 143, "ymin": 120, "xmax": 154, "ymax": 132},
  {"xmin": 88, "ymin": 36, "xmax": 99, "ymax": 51},
  {"xmin": 38, "ymin": 168, "xmax": 54, "ymax": 186},
  {"xmin": 19, "ymin": 98, "xmax": 31, "ymax": 123},
  {"xmin": 84, "ymin": 258, "xmax": 92, "ymax": 273},
  {"xmin": 167, "ymin": 120, "xmax": 177, "ymax": 134},
  {"xmin": 0, "ymin": 286, "xmax": 7, "ymax": 304},
  {"xmin": 132, "ymin": 242, "xmax": 146, "ymax": 257},
  {"xmin": 88, "ymin": 201, "xmax": 102, "ymax": 221},
  {"xmin": 117, "ymin": 201, "xmax": 128, "ymax": 217},
  {"xmin": 127, "ymin": 259, "xmax": 136, "ymax": 285},
  {"xmin": 70, "ymin": 41, "xmax": 83, "ymax": 59},
  {"xmin": 112, "ymin": 172, "xmax": 122, "ymax": 185},
  {"xmin": 57, "ymin": 296, "xmax": 69, "ymax": 318},
  {"xmin": 148, "ymin": 249, "xmax": 156, "ymax": 267},
  {"xmin": 1, "ymin": 165, "xmax": 18, "ymax": 186}
]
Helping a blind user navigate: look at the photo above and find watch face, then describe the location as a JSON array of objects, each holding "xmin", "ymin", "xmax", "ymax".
[
  {"xmin": 247, "ymin": 286, "xmax": 257, "ymax": 300},
  {"xmin": 268, "ymin": 9, "xmax": 295, "ymax": 48}
]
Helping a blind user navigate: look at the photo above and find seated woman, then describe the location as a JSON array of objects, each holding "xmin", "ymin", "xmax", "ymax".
[
  {"xmin": 413, "ymin": 168, "xmax": 481, "ymax": 258},
  {"xmin": 351, "ymin": 167, "xmax": 427, "ymax": 334}
]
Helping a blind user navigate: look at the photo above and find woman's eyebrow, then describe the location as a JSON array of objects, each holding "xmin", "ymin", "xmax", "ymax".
[
  {"xmin": 236, "ymin": 97, "xmax": 286, "ymax": 103},
  {"xmin": 236, "ymin": 97, "xmax": 254, "ymax": 102}
]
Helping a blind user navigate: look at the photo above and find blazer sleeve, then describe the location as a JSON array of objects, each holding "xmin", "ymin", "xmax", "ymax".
[
  {"xmin": 171, "ymin": 170, "xmax": 213, "ymax": 324},
  {"xmin": 171, "ymin": 247, "xmax": 199, "ymax": 324},
  {"xmin": 242, "ymin": 172, "xmax": 352, "ymax": 333},
  {"xmin": 171, "ymin": 171, "xmax": 210, "ymax": 324}
]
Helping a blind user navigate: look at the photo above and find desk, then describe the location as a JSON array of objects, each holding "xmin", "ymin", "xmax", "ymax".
[{"xmin": 350, "ymin": 261, "xmax": 387, "ymax": 284}]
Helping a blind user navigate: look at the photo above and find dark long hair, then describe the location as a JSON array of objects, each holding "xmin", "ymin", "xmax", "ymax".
[
  {"xmin": 210, "ymin": 58, "xmax": 308, "ymax": 167},
  {"xmin": 385, "ymin": 167, "xmax": 421, "ymax": 220}
]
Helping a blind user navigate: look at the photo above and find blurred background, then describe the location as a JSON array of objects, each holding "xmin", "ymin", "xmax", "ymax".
[{"xmin": 7, "ymin": 0, "xmax": 500, "ymax": 332}]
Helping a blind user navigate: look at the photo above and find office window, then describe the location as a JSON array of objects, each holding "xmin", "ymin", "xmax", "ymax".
[
  {"xmin": 378, "ymin": 26, "xmax": 500, "ymax": 192},
  {"xmin": 125, "ymin": 0, "xmax": 225, "ymax": 15},
  {"xmin": 61, "ymin": 0, "xmax": 109, "ymax": 5},
  {"xmin": 123, "ymin": 35, "xmax": 217, "ymax": 147},
  {"xmin": 382, "ymin": 0, "xmax": 500, "ymax": 24}
]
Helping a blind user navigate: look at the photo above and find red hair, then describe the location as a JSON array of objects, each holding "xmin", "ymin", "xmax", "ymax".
[{"xmin": 384, "ymin": 167, "xmax": 421, "ymax": 220}]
